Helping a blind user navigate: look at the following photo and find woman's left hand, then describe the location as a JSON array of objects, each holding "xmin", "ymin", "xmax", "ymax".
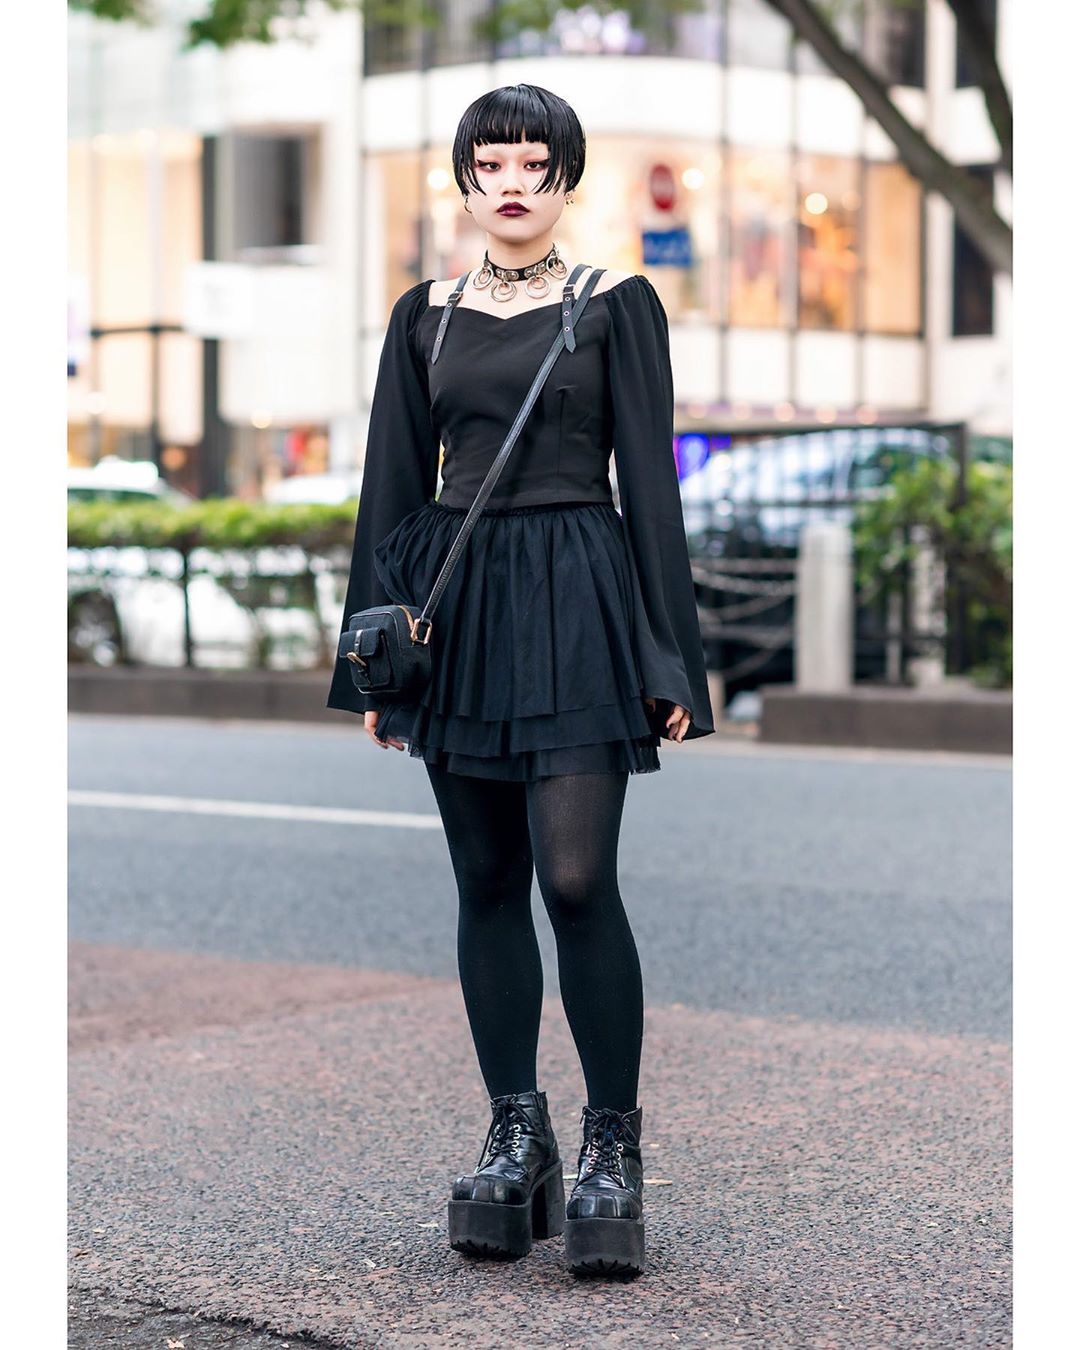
[{"xmin": 644, "ymin": 696, "xmax": 691, "ymax": 743}]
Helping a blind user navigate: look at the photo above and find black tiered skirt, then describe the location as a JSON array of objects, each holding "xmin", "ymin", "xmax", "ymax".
[{"xmin": 369, "ymin": 498, "xmax": 662, "ymax": 781}]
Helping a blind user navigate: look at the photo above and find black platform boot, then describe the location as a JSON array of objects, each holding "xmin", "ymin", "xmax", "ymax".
[
  {"xmin": 447, "ymin": 1089, "xmax": 565, "ymax": 1260},
  {"xmin": 564, "ymin": 1104, "xmax": 646, "ymax": 1277}
]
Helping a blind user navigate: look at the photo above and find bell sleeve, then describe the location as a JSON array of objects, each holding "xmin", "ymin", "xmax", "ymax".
[
  {"xmin": 326, "ymin": 280, "xmax": 440, "ymax": 715},
  {"xmin": 606, "ymin": 274, "xmax": 715, "ymax": 739}
]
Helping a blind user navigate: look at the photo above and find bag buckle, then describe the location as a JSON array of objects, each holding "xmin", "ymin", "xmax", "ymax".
[
  {"xmin": 395, "ymin": 605, "xmax": 432, "ymax": 645},
  {"xmin": 344, "ymin": 624, "xmax": 381, "ymax": 666}
]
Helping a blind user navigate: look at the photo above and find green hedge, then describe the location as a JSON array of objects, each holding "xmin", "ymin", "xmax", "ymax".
[
  {"xmin": 68, "ymin": 498, "xmax": 363, "ymax": 668},
  {"xmin": 67, "ymin": 497, "xmax": 360, "ymax": 553},
  {"xmin": 71, "ymin": 480, "xmax": 1013, "ymax": 685}
]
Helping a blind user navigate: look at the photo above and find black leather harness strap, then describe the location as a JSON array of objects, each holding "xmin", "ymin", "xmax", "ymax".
[
  {"xmin": 411, "ymin": 263, "xmax": 606, "ymax": 639},
  {"xmin": 430, "ymin": 262, "xmax": 595, "ymax": 365},
  {"xmin": 429, "ymin": 271, "xmax": 469, "ymax": 364}
]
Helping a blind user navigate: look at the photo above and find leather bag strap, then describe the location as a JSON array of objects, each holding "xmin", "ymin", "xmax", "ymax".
[
  {"xmin": 413, "ymin": 263, "xmax": 606, "ymax": 636},
  {"xmin": 429, "ymin": 270, "xmax": 469, "ymax": 364}
]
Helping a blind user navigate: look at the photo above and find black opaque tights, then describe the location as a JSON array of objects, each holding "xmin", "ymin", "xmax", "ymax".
[{"xmin": 424, "ymin": 764, "xmax": 644, "ymax": 1114}]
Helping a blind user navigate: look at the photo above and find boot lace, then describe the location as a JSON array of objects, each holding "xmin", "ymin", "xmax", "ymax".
[
  {"xmin": 578, "ymin": 1106, "xmax": 631, "ymax": 1184},
  {"xmin": 478, "ymin": 1097, "xmax": 535, "ymax": 1169}
]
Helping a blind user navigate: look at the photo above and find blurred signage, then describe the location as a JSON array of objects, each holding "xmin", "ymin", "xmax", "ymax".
[
  {"xmin": 648, "ymin": 163, "xmax": 677, "ymax": 211},
  {"xmin": 642, "ymin": 228, "xmax": 693, "ymax": 267},
  {"xmin": 675, "ymin": 432, "xmax": 731, "ymax": 482},
  {"xmin": 674, "ymin": 433, "xmax": 711, "ymax": 480}
]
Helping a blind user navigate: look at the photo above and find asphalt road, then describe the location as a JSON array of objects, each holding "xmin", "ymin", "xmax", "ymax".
[{"xmin": 68, "ymin": 714, "xmax": 1011, "ymax": 1348}]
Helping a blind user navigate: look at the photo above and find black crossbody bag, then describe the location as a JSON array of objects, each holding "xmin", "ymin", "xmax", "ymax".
[{"xmin": 337, "ymin": 262, "xmax": 605, "ymax": 704}]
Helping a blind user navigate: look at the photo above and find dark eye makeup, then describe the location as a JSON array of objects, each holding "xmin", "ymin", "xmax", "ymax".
[{"xmin": 476, "ymin": 159, "xmax": 550, "ymax": 172}]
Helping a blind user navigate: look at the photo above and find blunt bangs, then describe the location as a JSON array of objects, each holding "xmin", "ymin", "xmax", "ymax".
[{"xmin": 452, "ymin": 84, "xmax": 586, "ymax": 197}]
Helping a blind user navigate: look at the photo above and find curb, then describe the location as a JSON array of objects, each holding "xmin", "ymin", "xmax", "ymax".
[
  {"xmin": 760, "ymin": 683, "xmax": 1012, "ymax": 755},
  {"xmin": 70, "ymin": 666, "xmax": 1013, "ymax": 756},
  {"xmin": 68, "ymin": 665, "xmax": 354, "ymax": 724}
]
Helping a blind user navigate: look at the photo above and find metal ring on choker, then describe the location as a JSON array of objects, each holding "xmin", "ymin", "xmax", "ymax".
[{"xmin": 472, "ymin": 243, "xmax": 568, "ymax": 302}]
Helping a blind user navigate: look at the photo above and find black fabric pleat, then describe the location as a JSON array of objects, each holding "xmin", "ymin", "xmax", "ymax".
[{"xmin": 371, "ymin": 499, "xmax": 661, "ymax": 781}]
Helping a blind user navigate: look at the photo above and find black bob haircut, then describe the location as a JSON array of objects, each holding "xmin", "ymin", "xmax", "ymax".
[{"xmin": 452, "ymin": 84, "xmax": 586, "ymax": 198}]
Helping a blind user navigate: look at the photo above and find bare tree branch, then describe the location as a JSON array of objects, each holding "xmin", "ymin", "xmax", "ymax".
[
  {"xmin": 761, "ymin": 0, "xmax": 1011, "ymax": 276},
  {"xmin": 946, "ymin": 0, "xmax": 1012, "ymax": 171}
]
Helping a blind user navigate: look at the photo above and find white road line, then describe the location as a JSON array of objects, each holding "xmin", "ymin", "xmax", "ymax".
[{"xmin": 67, "ymin": 789, "xmax": 443, "ymax": 830}]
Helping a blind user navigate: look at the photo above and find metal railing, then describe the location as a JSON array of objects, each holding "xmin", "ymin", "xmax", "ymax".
[{"xmin": 671, "ymin": 419, "xmax": 1000, "ymax": 694}]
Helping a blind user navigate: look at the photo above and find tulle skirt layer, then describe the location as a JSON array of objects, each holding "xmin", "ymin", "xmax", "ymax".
[{"xmin": 370, "ymin": 498, "xmax": 661, "ymax": 781}]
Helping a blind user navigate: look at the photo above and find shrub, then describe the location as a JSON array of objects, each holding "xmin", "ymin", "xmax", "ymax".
[{"xmin": 852, "ymin": 457, "xmax": 1012, "ymax": 687}]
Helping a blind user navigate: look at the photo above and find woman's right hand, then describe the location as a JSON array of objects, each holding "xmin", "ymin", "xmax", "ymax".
[{"xmin": 365, "ymin": 708, "xmax": 405, "ymax": 750}]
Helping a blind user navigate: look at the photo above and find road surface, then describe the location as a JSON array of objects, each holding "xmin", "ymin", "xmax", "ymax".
[{"xmin": 68, "ymin": 714, "xmax": 1011, "ymax": 1348}]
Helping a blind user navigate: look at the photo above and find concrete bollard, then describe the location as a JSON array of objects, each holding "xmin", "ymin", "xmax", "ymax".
[
  {"xmin": 707, "ymin": 668, "xmax": 727, "ymax": 727},
  {"xmin": 908, "ymin": 524, "xmax": 947, "ymax": 688},
  {"xmin": 795, "ymin": 520, "xmax": 853, "ymax": 692}
]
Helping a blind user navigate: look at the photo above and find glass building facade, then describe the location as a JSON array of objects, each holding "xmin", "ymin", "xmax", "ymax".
[
  {"xmin": 356, "ymin": 0, "xmax": 976, "ymax": 445},
  {"xmin": 68, "ymin": 0, "xmax": 1005, "ymax": 496},
  {"xmin": 67, "ymin": 129, "xmax": 205, "ymax": 490},
  {"xmin": 370, "ymin": 138, "xmax": 923, "ymax": 337},
  {"xmin": 68, "ymin": 126, "xmax": 333, "ymax": 498},
  {"xmin": 363, "ymin": 0, "xmax": 930, "ymax": 339},
  {"xmin": 366, "ymin": 0, "xmax": 926, "ymax": 83}
]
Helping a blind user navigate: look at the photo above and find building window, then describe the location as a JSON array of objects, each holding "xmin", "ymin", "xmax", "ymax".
[
  {"xmin": 374, "ymin": 140, "xmax": 922, "ymax": 336},
  {"xmin": 728, "ymin": 149, "xmax": 791, "ymax": 327},
  {"xmin": 377, "ymin": 138, "xmax": 721, "ymax": 323},
  {"xmin": 68, "ymin": 131, "xmax": 204, "ymax": 474},
  {"xmin": 864, "ymin": 160, "xmax": 922, "ymax": 334},
  {"xmin": 955, "ymin": 0, "xmax": 996, "ymax": 87},
  {"xmin": 232, "ymin": 131, "xmax": 320, "ymax": 261},
  {"xmin": 952, "ymin": 165, "xmax": 995, "ymax": 336},
  {"xmin": 92, "ymin": 135, "xmax": 154, "ymax": 327},
  {"xmin": 672, "ymin": 0, "xmax": 724, "ymax": 61},
  {"xmin": 491, "ymin": 3, "xmax": 722, "ymax": 59},
  {"xmin": 365, "ymin": 17, "xmax": 422, "ymax": 74},
  {"xmin": 864, "ymin": 0, "xmax": 925, "ymax": 86},
  {"xmin": 161, "ymin": 136, "xmax": 203, "ymax": 324},
  {"xmin": 368, "ymin": 0, "xmax": 722, "ymax": 64},
  {"xmin": 796, "ymin": 154, "xmax": 858, "ymax": 331},
  {"xmin": 431, "ymin": 0, "xmax": 493, "ymax": 66},
  {"xmin": 368, "ymin": 152, "xmax": 424, "ymax": 323},
  {"xmin": 795, "ymin": 1, "xmax": 924, "ymax": 85},
  {"xmin": 95, "ymin": 332, "xmax": 154, "ymax": 433},
  {"xmin": 727, "ymin": 0, "xmax": 792, "ymax": 70}
]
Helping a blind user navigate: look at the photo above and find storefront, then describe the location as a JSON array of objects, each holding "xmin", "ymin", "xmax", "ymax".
[
  {"xmin": 67, "ymin": 127, "xmax": 336, "ymax": 500},
  {"xmin": 365, "ymin": 134, "xmax": 924, "ymax": 404}
]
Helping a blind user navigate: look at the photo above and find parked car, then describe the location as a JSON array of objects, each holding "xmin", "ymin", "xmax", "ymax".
[
  {"xmin": 263, "ymin": 470, "xmax": 364, "ymax": 504},
  {"xmin": 674, "ymin": 424, "xmax": 961, "ymax": 698},
  {"xmin": 67, "ymin": 455, "xmax": 198, "ymax": 505}
]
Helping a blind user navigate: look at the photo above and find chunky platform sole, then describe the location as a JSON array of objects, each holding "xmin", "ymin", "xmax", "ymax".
[
  {"xmin": 564, "ymin": 1214, "xmax": 646, "ymax": 1277},
  {"xmin": 448, "ymin": 1161, "xmax": 565, "ymax": 1260}
]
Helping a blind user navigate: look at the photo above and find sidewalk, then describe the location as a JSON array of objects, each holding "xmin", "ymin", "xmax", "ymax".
[
  {"xmin": 69, "ymin": 942, "xmax": 1011, "ymax": 1349},
  {"xmin": 69, "ymin": 666, "xmax": 1013, "ymax": 758}
]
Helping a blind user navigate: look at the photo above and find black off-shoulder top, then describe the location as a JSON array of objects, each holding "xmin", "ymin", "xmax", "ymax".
[{"xmin": 328, "ymin": 272, "xmax": 715, "ymax": 739}]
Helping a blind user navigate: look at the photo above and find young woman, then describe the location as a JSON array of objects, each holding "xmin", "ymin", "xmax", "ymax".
[{"xmin": 327, "ymin": 84, "xmax": 714, "ymax": 1278}]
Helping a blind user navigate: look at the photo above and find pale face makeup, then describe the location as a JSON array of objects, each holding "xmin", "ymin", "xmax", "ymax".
[{"xmin": 465, "ymin": 138, "xmax": 570, "ymax": 274}]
